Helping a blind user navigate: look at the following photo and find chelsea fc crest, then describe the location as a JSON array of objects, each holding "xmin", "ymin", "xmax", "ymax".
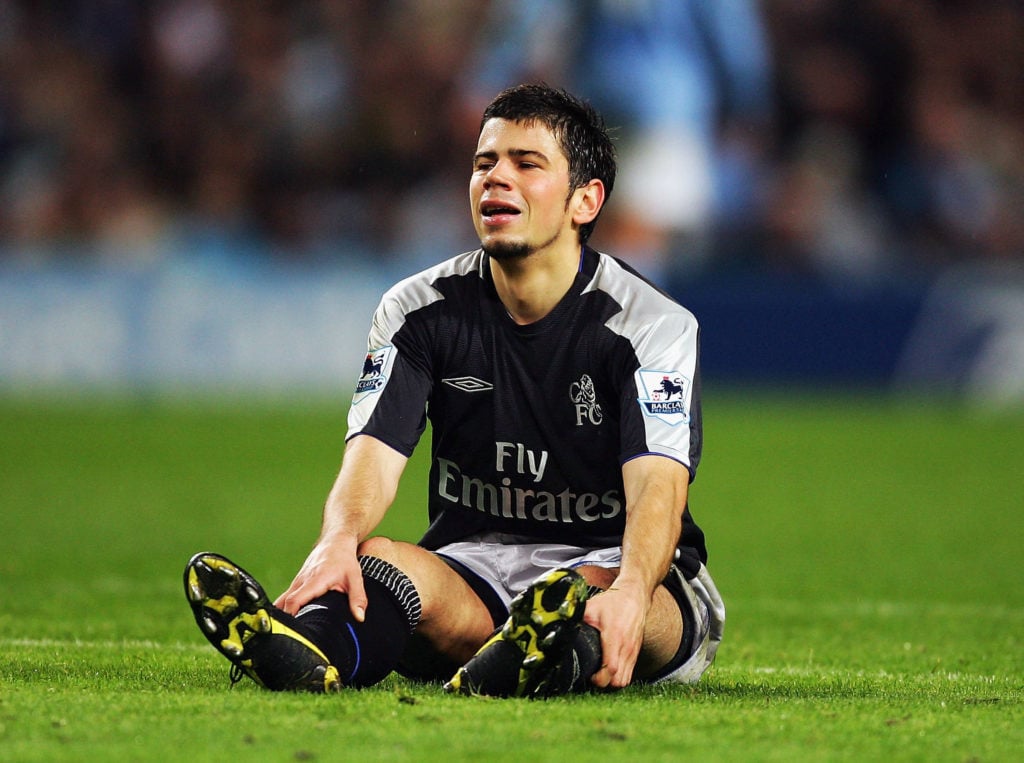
[{"xmin": 635, "ymin": 368, "xmax": 690, "ymax": 425}]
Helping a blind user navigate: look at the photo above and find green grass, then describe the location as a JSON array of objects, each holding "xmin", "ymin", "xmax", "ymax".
[{"xmin": 1, "ymin": 391, "xmax": 1021, "ymax": 761}]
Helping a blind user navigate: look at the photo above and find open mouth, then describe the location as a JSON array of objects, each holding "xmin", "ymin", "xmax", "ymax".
[{"xmin": 481, "ymin": 200, "xmax": 521, "ymax": 220}]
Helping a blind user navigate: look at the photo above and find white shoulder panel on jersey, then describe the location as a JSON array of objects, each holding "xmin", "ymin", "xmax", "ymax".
[
  {"xmin": 587, "ymin": 252, "xmax": 698, "ymax": 367},
  {"xmin": 348, "ymin": 250, "xmax": 486, "ymax": 437},
  {"xmin": 587, "ymin": 252, "xmax": 700, "ymax": 464},
  {"xmin": 367, "ymin": 249, "xmax": 486, "ymax": 349}
]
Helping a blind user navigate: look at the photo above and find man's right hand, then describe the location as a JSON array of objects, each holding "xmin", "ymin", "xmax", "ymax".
[{"xmin": 274, "ymin": 534, "xmax": 367, "ymax": 621}]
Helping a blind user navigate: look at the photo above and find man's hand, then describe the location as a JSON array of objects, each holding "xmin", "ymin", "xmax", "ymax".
[
  {"xmin": 586, "ymin": 454, "xmax": 687, "ymax": 688},
  {"xmin": 583, "ymin": 581, "xmax": 650, "ymax": 689},
  {"xmin": 274, "ymin": 435, "xmax": 409, "ymax": 620},
  {"xmin": 274, "ymin": 534, "xmax": 366, "ymax": 621}
]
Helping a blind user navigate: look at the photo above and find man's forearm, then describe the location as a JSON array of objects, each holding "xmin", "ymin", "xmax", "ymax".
[
  {"xmin": 617, "ymin": 457, "xmax": 687, "ymax": 597},
  {"xmin": 319, "ymin": 434, "xmax": 408, "ymax": 545}
]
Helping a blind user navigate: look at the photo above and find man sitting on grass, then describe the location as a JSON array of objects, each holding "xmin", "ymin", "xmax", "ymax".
[{"xmin": 184, "ymin": 83, "xmax": 724, "ymax": 697}]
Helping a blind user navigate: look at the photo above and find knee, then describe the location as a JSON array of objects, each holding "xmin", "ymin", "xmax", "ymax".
[
  {"xmin": 576, "ymin": 564, "xmax": 616, "ymax": 591},
  {"xmin": 356, "ymin": 536, "xmax": 398, "ymax": 560},
  {"xmin": 356, "ymin": 537, "xmax": 421, "ymax": 573},
  {"xmin": 354, "ymin": 537, "xmax": 433, "ymax": 592}
]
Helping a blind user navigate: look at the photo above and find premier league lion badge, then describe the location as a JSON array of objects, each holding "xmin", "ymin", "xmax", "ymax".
[
  {"xmin": 634, "ymin": 368, "xmax": 691, "ymax": 425},
  {"xmin": 353, "ymin": 345, "xmax": 394, "ymax": 403}
]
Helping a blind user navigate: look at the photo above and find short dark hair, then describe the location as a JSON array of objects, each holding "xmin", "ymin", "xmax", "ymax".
[{"xmin": 481, "ymin": 83, "xmax": 616, "ymax": 244}]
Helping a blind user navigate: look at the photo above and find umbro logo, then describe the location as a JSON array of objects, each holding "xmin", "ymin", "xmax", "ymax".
[{"xmin": 442, "ymin": 376, "xmax": 493, "ymax": 392}]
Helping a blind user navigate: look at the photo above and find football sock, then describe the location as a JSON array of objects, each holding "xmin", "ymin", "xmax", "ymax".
[
  {"xmin": 548, "ymin": 581, "xmax": 698, "ymax": 692},
  {"xmin": 529, "ymin": 584, "xmax": 603, "ymax": 695},
  {"xmin": 545, "ymin": 581, "xmax": 698, "ymax": 692},
  {"xmin": 539, "ymin": 622, "xmax": 604, "ymax": 695},
  {"xmin": 294, "ymin": 555, "xmax": 422, "ymax": 688},
  {"xmin": 662, "ymin": 575, "xmax": 698, "ymax": 670}
]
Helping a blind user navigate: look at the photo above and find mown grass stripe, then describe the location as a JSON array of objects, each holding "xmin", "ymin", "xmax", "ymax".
[{"xmin": 0, "ymin": 638, "xmax": 208, "ymax": 653}]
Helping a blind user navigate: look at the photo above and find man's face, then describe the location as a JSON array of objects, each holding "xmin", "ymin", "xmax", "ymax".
[{"xmin": 470, "ymin": 118, "xmax": 578, "ymax": 260}]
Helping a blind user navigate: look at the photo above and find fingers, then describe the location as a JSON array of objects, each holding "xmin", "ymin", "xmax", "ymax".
[
  {"xmin": 273, "ymin": 563, "xmax": 324, "ymax": 613},
  {"xmin": 344, "ymin": 575, "xmax": 368, "ymax": 622},
  {"xmin": 273, "ymin": 551, "xmax": 368, "ymax": 620},
  {"xmin": 590, "ymin": 665, "xmax": 613, "ymax": 689},
  {"xmin": 589, "ymin": 644, "xmax": 637, "ymax": 689},
  {"xmin": 272, "ymin": 586, "xmax": 298, "ymax": 613},
  {"xmin": 274, "ymin": 576, "xmax": 317, "ymax": 615},
  {"xmin": 275, "ymin": 573, "xmax": 369, "ymax": 620},
  {"xmin": 583, "ymin": 593, "xmax": 643, "ymax": 689}
]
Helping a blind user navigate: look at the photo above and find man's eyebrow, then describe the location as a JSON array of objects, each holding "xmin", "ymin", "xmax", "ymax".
[{"xmin": 473, "ymin": 148, "xmax": 551, "ymax": 163}]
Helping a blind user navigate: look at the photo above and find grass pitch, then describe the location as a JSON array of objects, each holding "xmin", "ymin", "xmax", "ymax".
[{"xmin": 0, "ymin": 391, "xmax": 1021, "ymax": 762}]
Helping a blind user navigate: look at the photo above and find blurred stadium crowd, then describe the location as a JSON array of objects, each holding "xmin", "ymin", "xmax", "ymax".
[{"xmin": 1, "ymin": 0, "xmax": 1022, "ymax": 282}]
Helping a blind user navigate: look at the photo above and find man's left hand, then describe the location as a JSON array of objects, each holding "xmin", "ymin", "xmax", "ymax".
[{"xmin": 583, "ymin": 583, "xmax": 648, "ymax": 688}]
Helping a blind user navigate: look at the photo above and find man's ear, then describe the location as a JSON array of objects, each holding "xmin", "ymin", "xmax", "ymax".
[{"xmin": 571, "ymin": 179, "xmax": 606, "ymax": 226}]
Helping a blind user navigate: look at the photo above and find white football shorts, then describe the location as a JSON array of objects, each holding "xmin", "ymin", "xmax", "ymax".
[{"xmin": 435, "ymin": 531, "xmax": 724, "ymax": 684}]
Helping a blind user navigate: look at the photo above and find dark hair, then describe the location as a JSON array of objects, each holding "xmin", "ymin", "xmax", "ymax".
[{"xmin": 481, "ymin": 83, "xmax": 616, "ymax": 244}]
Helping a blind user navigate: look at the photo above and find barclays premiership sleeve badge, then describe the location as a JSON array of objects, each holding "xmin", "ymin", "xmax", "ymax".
[
  {"xmin": 353, "ymin": 345, "xmax": 395, "ymax": 403},
  {"xmin": 634, "ymin": 368, "xmax": 691, "ymax": 425}
]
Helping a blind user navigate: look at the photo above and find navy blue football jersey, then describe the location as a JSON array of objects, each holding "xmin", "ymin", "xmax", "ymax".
[{"xmin": 347, "ymin": 247, "xmax": 707, "ymax": 562}]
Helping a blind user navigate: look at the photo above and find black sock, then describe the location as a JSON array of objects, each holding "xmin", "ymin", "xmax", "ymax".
[
  {"xmin": 541, "ymin": 623, "xmax": 603, "ymax": 695},
  {"xmin": 293, "ymin": 556, "xmax": 422, "ymax": 688},
  {"xmin": 549, "ymin": 580, "xmax": 698, "ymax": 691},
  {"xmin": 538, "ymin": 585, "xmax": 605, "ymax": 695}
]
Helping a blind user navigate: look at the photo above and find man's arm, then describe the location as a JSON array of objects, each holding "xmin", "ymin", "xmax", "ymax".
[
  {"xmin": 584, "ymin": 454, "xmax": 687, "ymax": 688},
  {"xmin": 274, "ymin": 434, "xmax": 409, "ymax": 618}
]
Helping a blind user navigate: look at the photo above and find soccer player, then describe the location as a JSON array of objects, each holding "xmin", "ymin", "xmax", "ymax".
[{"xmin": 184, "ymin": 84, "xmax": 725, "ymax": 697}]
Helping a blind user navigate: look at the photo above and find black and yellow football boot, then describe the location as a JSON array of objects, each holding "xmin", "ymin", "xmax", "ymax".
[
  {"xmin": 184, "ymin": 552, "xmax": 341, "ymax": 693},
  {"xmin": 444, "ymin": 567, "xmax": 589, "ymax": 698}
]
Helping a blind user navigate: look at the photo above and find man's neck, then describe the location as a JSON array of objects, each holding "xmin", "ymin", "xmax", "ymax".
[{"xmin": 489, "ymin": 245, "xmax": 583, "ymax": 325}]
